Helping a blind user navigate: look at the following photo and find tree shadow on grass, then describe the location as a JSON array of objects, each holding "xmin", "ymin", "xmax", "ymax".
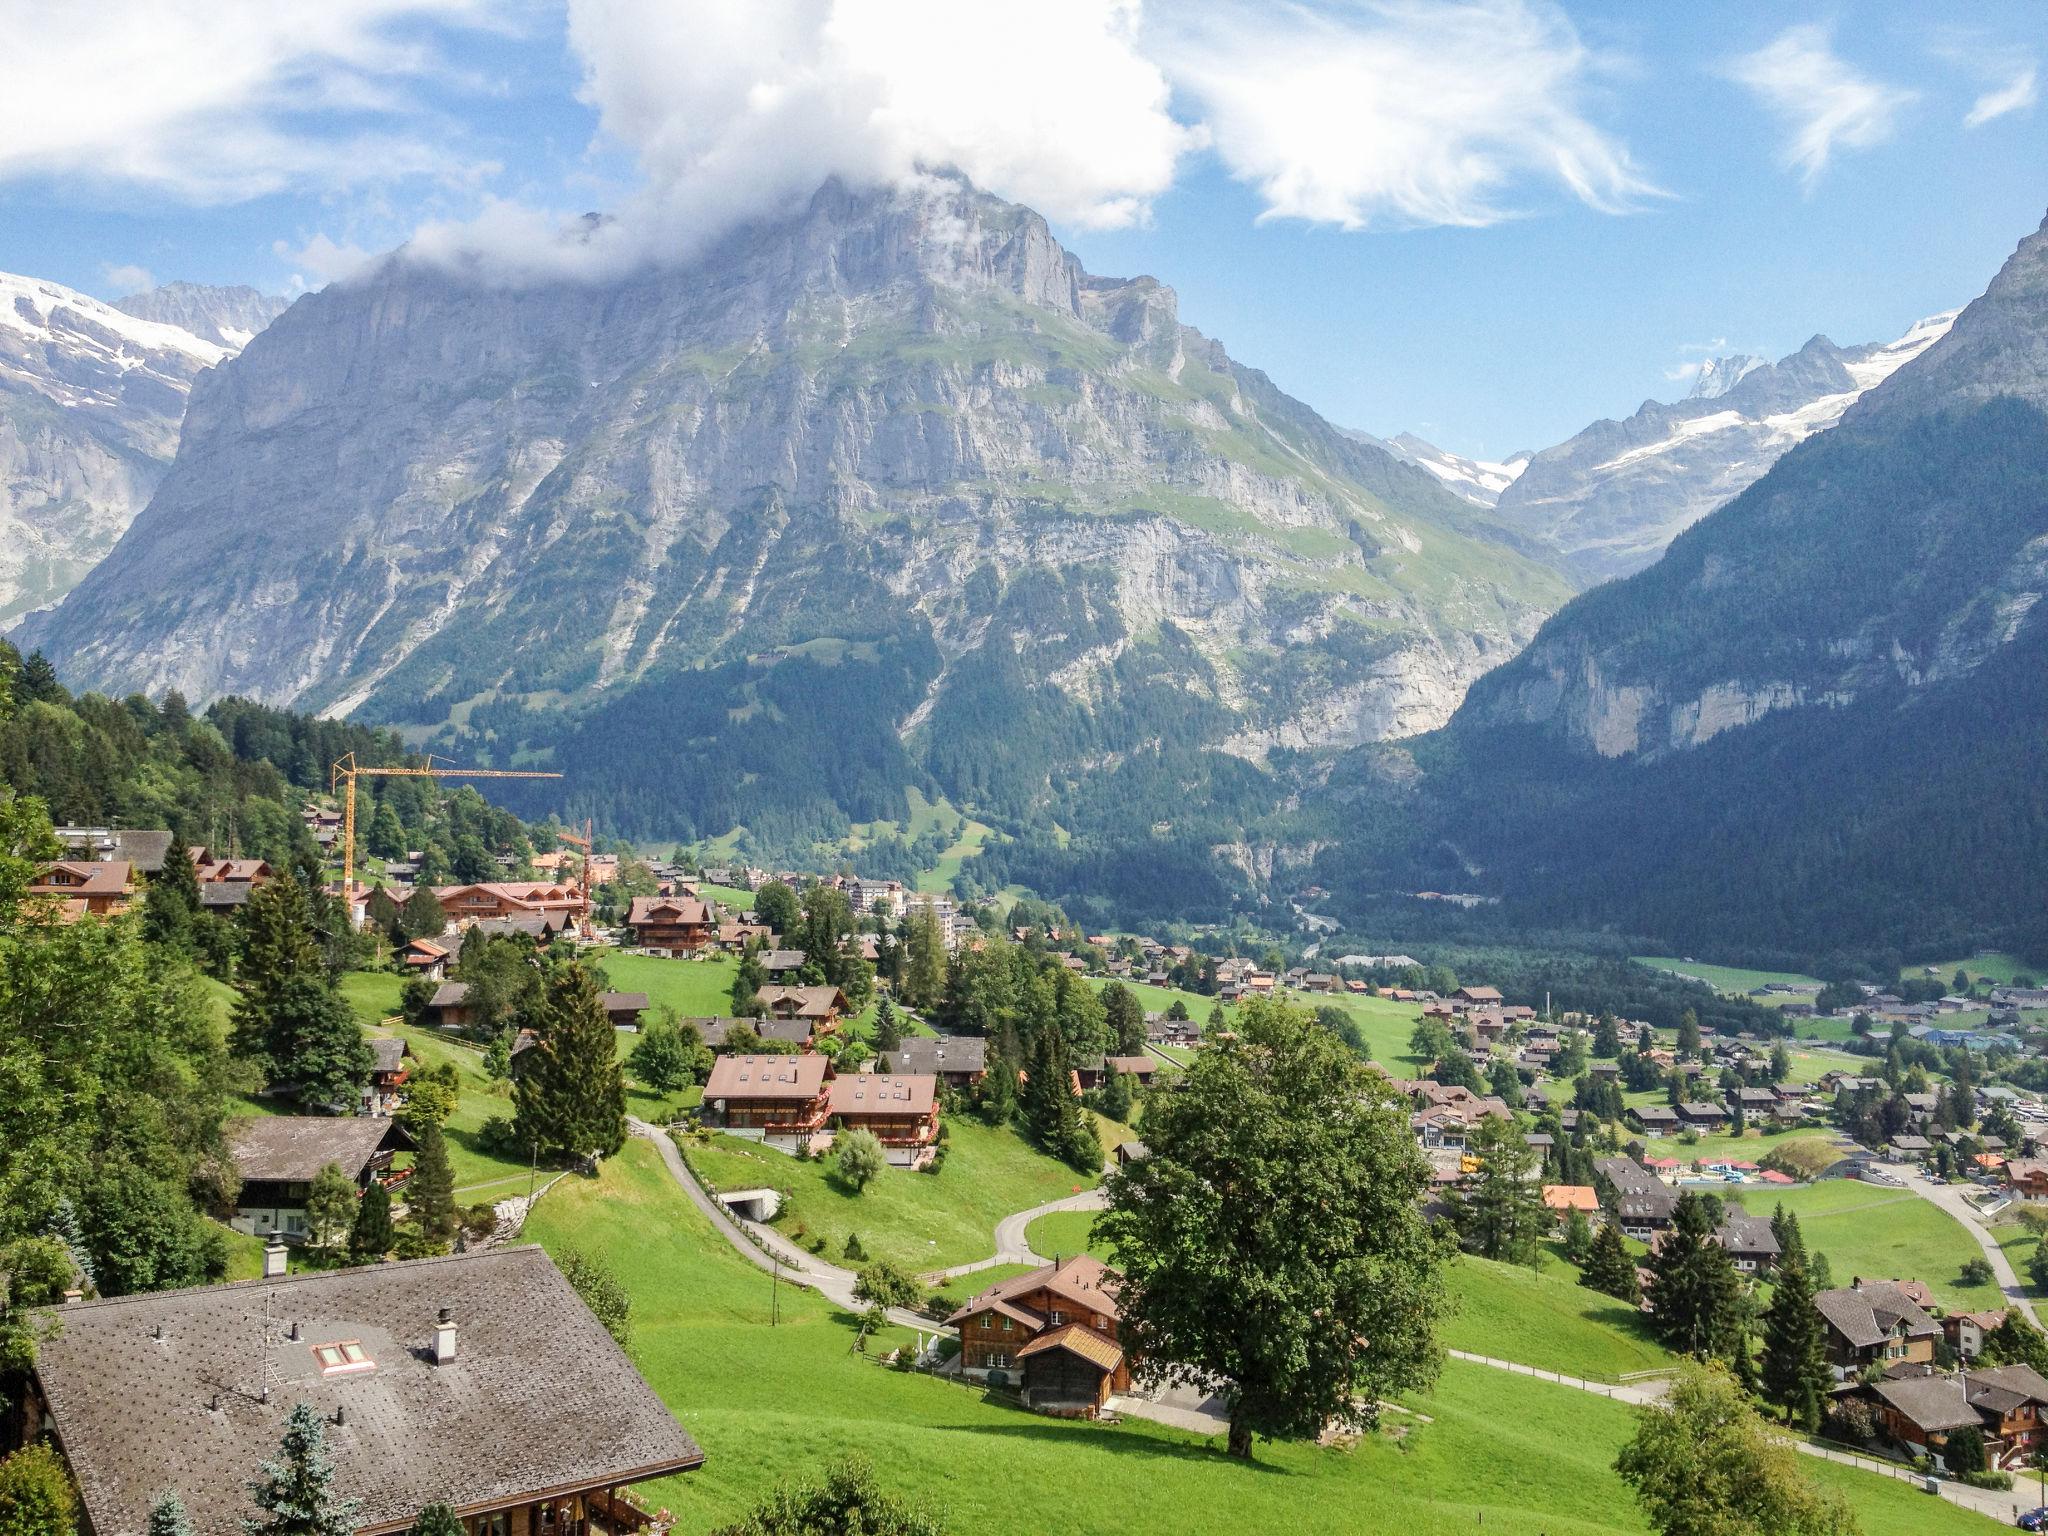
[{"xmin": 944, "ymin": 1418, "xmax": 1293, "ymax": 1471}]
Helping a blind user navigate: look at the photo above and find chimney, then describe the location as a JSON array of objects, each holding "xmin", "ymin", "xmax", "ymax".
[
  {"xmin": 433, "ymin": 1306, "xmax": 457, "ymax": 1364},
  {"xmin": 62, "ymin": 1288, "xmax": 82, "ymax": 1306},
  {"xmin": 263, "ymin": 1240, "xmax": 288, "ymax": 1279}
]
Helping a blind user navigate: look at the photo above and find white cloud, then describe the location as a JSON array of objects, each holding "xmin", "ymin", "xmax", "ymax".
[
  {"xmin": 0, "ymin": 0, "xmax": 502, "ymax": 202},
  {"xmin": 1965, "ymin": 63, "xmax": 2037, "ymax": 127},
  {"xmin": 1727, "ymin": 26, "xmax": 1915, "ymax": 190},
  {"xmin": 1157, "ymin": 0, "xmax": 1657, "ymax": 231},
  {"xmin": 272, "ymin": 233, "xmax": 379, "ymax": 290},
  {"xmin": 102, "ymin": 263, "xmax": 155, "ymax": 294}
]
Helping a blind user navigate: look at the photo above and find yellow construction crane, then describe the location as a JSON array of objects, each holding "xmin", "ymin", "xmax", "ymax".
[
  {"xmin": 330, "ymin": 751, "xmax": 563, "ymax": 905},
  {"xmin": 555, "ymin": 817, "xmax": 597, "ymax": 940}
]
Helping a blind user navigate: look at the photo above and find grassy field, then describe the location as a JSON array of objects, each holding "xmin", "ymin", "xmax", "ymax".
[
  {"xmin": 1024, "ymin": 1208, "xmax": 1110, "ymax": 1264},
  {"xmin": 682, "ymin": 1118, "xmax": 1101, "ymax": 1274},
  {"xmin": 1726, "ymin": 1182, "xmax": 2005, "ymax": 1311},
  {"xmin": 1089, "ymin": 979, "xmax": 1426, "ymax": 1068},
  {"xmin": 1632, "ymin": 956, "xmax": 1824, "ymax": 1001},
  {"xmin": 925, "ymin": 1262, "xmax": 1040, "ymax": 1312},
  {"xmin": 596, "ymin": 950, "xmax": 744, "ymax": 1017},
  {"xmin": 1444, "ymin": 1252, "xmax": 1673, "ymax": 1384},
  {"xmin": 521, "ymin": 1141, "xmax": 1997, "ymax": 1536},
  {"xmin": 1903, "ymin": 952, "xmax": 2034, "ymax": 987}
]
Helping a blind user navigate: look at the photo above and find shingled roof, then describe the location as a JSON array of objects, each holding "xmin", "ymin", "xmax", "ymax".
[
  {"xmin": 226, "ymin": 1117, "xmax": 411, "ymax": 1184},
  {"xmin": 30, "ymin": 1247, "xmax": 703, "ymax": 1536},
  {"xmin": 883, "ymin": 1036, "xmax": 987, "ymax": 1076},
  {"xmin": 1815, "ymin": 1280, "xmax": 1940, "ymax": 1350}
]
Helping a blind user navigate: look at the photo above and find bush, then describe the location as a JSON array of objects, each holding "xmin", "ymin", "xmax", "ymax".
[
  {"xmin": 391, "ymin": 1224, "xmax": 439, "ymax": 1260},
  {"xmin": 843, "ymin": 1233, "xmax": 867, "ymax": 1262},
  {"xmin": 1960, "ymin": 1470, "xmax": 2013, "ymax": 1490},
  {"xmin": 1960, "ymin": 1257, "xmax": 1995, "ymax": 1287},
  {"xmin": 1822, "ymin": 1396, "xmax": 1876, "ymax": 1445},
  {"xmin": 478, "ymin": 1115, "xmax": 524, "ymax": 1157},
  {"xmin": 852, "ymin": 1260, "xmax": 924, "ymax": 1310},
  {"xmin": 462, "ymin": 1202, "xmax": 499, "ymax": 1240}
]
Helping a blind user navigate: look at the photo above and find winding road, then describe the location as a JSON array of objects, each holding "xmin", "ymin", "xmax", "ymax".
[{"xmin": 1884, "ymin": 1160, "xmax": 2042, "ymax": 1327}]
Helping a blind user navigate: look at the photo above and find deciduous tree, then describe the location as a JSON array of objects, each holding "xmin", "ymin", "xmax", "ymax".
[{"xmin": 835, "ymin": 1129, "xmax": 886, "ymax": 1192}]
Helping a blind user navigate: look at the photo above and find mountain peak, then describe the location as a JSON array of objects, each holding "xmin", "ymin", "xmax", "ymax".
[
  {"xmin": 113, "ymin": 280, "xmax": 290, "ymax": 349},
  {"xmin": 1684, "ymin": 353, "xmax": 1767, "ymax": 401}
]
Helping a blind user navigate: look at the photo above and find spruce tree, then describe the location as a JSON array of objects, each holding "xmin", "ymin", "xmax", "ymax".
[
  {"xmin": 1579, "ymin": 1220, "xmax": 1640, "ymax": 1302},
  {"xmin": 1677, "ymin": 1008, "xmax": 1702, "ymax": 1058},
  {"xmin": 406, "ymin": 1120, "xmax": 457, "ymax": 1247},
  {"xmin": 398, "ymin": 885, "xmax": 446, "ymax": 943},
  {"xmin": 872, "ymin": 995, "xmax": 902, "ymax": 1054},
  {"xmin": 143, "ymin": 830, "xmax": 202, "ymax": 952},
  {"xmin": 148, "ymin": 1493, "xmax": 195, "ymax": 1536},
  {"xmin": 231, "ymin": 876, "xmax": 323, "ymax": 1069},
  {"xmin": 731, "ymin": 944, "xmax": 766, "ymax": 1017},
  {"xmin": 243, "ymin": 1402, "xmax": 358, "ymax": 1536},
  {"xmin": 1562, "ymin": 1205, "xmax": 1594, "ymax": 1265},
  {"xmin": 1645, "ymin": 1192, "xmax": 1745, "ymax": 1359},
  {"xmin": 1760, "ymin": 1257, "xmax": 1829, "ymax": 1430},
  {"xmin": 514, "ymin": 963, "xmax": 627, "ymax": 1162},
  {"xmin": 348, "ymin": 1178, "xmax": 393, "ymax": 1260},
  {"xmin": 1454, "ymin": 1116, "xmax": 1547, "ymax": 1266},
  {"xmin": 48, "ymin": 1196, "xmax": 97, "ymax": 1297}
]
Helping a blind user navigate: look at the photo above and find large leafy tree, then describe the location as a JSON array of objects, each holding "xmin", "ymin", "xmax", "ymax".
[
  {"xmin": 1616, "ymin": 1363, "xmax": 1856, "ymax": 1536},
  {"xmin": 628, "ymin": 1014, "xmax": 710, "ymax": 1095},
  {"xmin": 1096, "ymin": 995, "xmax": 1449, "ymax": 1458},
  {"xmin": 513, "ymin": 963, "xmax": 627, "ymax": 1162},
  {"xmin": 230, "ymin": 875, "xmax": 324, "ymax": 1069},
  {"xmin": 0, "ymin": 1442, "xmax": 76, "ymax": 1536},
  {"xmin": 262, "ymin": 975, "xmax": 374, "ymax": 1109},
  {"xmin": 243, "ymin": 1401, "xmax": 359, "ymax": 1536}
]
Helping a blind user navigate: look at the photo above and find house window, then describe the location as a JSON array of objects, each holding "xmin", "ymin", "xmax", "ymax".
[
  {"xmin": 988, "ymin": 1353, "xmax": 1010, "ymax": 1369},
  {"xmin": 312, "ymin": 1341, "xmax": 374, "ymax": 1375},
  {"xmin": 471, "ymin": 1513, "xmax": 509, "ymax": 1536},
  {"xmin": 999, "ymin": 1315, "xmax": 1012, "ymax": 1333},
  {"xmin": 1050, "ymin": 1310, "xmax": 1066, "ymax": 1325}
]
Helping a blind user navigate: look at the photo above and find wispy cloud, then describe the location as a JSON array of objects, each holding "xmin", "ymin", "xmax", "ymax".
[
  {"xmin": 101, "ymin": 262, "xmax": 155, "ymax": 294},
  {"xmin": 0, "ymin": 0, "xmax": 506, "ymax": 202},
  {"xmin": 1159, "ymin": 0, "xmax": 1658, "ymax": 230},
  {"xmin": 1727, "ymin": 25, "xmax": 1915, "ymax": 190},
  {"xmin": 1965, "ymin": 63, "xmax": 2037, "ymax": 127}
]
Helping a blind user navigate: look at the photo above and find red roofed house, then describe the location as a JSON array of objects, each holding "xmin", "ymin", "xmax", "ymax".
[
  {"xmin": 702, "ymin": 1054, "xmax": 831, "ymax": 1151},
  {"xmin": 946, "ymin": 1255, "xmax": 1131, "ymax": 1417},
  {"xmin": 398, "ymin": 937, "xmax": 449, "ymax": 980},
  {"xmin": 827, "ymin": 1074, "xmax": 940, "ymax": 1166},
  {"xmin": 28, "ymin": 860, "xmax": 134, "ymax": 918},
  {"xmin": 625, "ymin": 895, "xmax": 714, "ymax": 956}
]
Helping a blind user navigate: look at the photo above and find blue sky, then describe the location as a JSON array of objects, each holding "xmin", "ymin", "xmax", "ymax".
[{"xmin": 0, "ymin": 1, "xmax": 2040, "ymax": 455}]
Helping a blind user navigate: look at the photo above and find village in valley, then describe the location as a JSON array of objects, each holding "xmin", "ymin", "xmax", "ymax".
[{"xmin": 11, "ymin": 769, "xmax": 2048, "ymax": 1536}]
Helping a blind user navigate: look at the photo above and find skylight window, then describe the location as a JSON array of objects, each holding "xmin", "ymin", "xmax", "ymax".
[{"xmin": 312, "ymin": 1341, "xmax": 374, "ymax": 1375}]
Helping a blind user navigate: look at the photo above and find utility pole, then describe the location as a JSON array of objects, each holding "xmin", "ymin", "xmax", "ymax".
[{"xmin": 770, "ymin": 1251, "xmax": 781, "ymax": 1327}]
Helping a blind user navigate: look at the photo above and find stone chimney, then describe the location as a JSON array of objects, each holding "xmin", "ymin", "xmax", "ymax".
[
  {"xmin": 433, "ymin": 1306, "xmax": 457, "ymax": 1364},
  {"xmin": 263, "ymin": 1240, "xmax": 288, "ymax": 1279}
]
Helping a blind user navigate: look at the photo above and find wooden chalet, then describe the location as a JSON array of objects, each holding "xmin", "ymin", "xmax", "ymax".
[
  {"xmin": 223, "ymin": 1116, "xmax": 414, "ymax": 1242},
  {"xmin": 1815, "ymin": 1280, "xmax": 1940, "ymax": 1373},
  {"xmin": 879, "ymin": 1035, "xmax": 987, "ymax": 1088},
  {"xmin": 756, "ymin": 985, "xmax": 848, "ymax": 1031},
  {"xmin": 9, "ymin": 1247, "xmax": 702, "ymax": 1536},
  {"xmin": 435, "ymin": 881, "xmax": 587, "ymax": 928},
  {"xmin": 701, "ymin": 1054, "xmax": 831, "ymax": 1145},
  {"xmin": 1865, "ymin": 1363, "xmax": 2048, "ymax": 1471},
  {"xmin": 947, "ymin": 1255, "xmax": 1130, "ymax": 1417},
  {"xmin": 365, "ymin": 1037, "xmax": 412, "ymax": 1116},
  {"xmin": 624, "ymin": 895, "xmax": 714, "ymax": 955},
  {"xmin": 399, "ymin": 937, "xmax": 450, "ymax": 979},
  {"xmin": 28, "ymin": 859, "xmax": 134, "ymax": 917},
  {"xmin": 602, "ymin": 992, "xmax": 651, "ymax": 1029},
  {"xmin": 826, "ymin": 1074, "xmax": 939, "ymax": 1164}
]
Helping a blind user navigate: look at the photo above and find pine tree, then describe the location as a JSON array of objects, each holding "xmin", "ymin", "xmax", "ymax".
[
  {"xmin": 398, "ymin": 885, "xmax": 446, "ymax": 943},
  {"xmin": 1454, "ymin": 1116, "xmax": 1547, "ymax": 1265},
  {"xmin": 348, "ymin": 1179, "xmax": 393, "ymax": 1260},
  {"xmin": 142, "ymin": 830, "xmax": 201, "ymax": 953},
  {"xmin": 1094, "ymin": 1065, "xmax": 1133, "ymax": 1123},
  {"xmin": 231, "ymin": 876, "xmax": 323, "ymax": 1070},
  {"xmin": 48, "ymin": 1196, "xmax": 96, "ymax": 1297},
  {"xmin": 406, "ymin": 1120, "xmax": 457, "ymax": 1247},
  {"xmin": 242, "ymin": 1402, "xmax": 359, "ymax": 1536},
  {"xmin": 410, "ymin": 1508, "xmax": 462, "ymax": 1536},
  {"xmin": 1677, "ymin": 1008, "xmax": 1702, "ymax": 1058},
  {"xmin": 1760, "ymin": 1257, "xmax": 1829, "ymax": 1429},
  {"xmin": 731, "ymin": 945, "xmax": 766, "ymax": 1017},
  {"xmin": 1593, "ymin": 1014, "xmax": 1622, "ymax": 1057},
  {"xmin": 514, "ymin": 963, "xmax": 627, "ymax": 1162},
  {"xmin": 265, "ymin": 974, "xmax": 374, "ymax": 1108},
  {"xmin": 303, "ymin": 1164, "xmax": 358, "ymax": 1251},
  {"xmin": 1769, "ymin": 1204, "xmax": 1808, "ymax": 1271},
  {"xmin": 1562, "ymin": 1205, "xmax": 1594, "ymax": 1265},
  {"xmin": 1580, "ymin": 1220, "xmax": 1640, "ymax": 1302},
  {"xmin": 872, "ymin": 995, "xmax": 902, "ymax": 1054},
  {"xmin": 1645, "ymin": 1193, "xmax": 1745, "ymax": 1359},
  {"xmin": 148, "ymin": 1493, "xmax": 195, "ymax": 1536}
]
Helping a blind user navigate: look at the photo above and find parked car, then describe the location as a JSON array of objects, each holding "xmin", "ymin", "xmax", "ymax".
[{"xmin": 2015, "ymin": 1506, "xmax": 2048, "ymax": 1530}]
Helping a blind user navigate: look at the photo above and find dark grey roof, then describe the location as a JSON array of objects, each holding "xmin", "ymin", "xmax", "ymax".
[
  {"xmin": 199, "ymin": 882, "xmax": 252, "ymax": 908},
  {"xmin": 429, "ymin": 982, "xmax": 470, "ymax": 1009},
  {"xmin": 32, "ymin": 1247, "xmax": 702, "ymax": 1536},
  {"xmin": 226, "ymin": 1117, "xmax": 410, "ymax": 1184},
  {"xmin": 370, "ymin": 1038, "xmax": 407, "ymax": 1074},
  {"xmin": 53, "ymin": 828, "xmax": 175, "ymax": 873},
  {"xmin": 751, "ymin": 1015, "xmax": 812, "ymax": 1045},
  {"xmin": 1815, "ymin": 1281, "xmax": 1939, "ymax": 1350},
  {"xmin": 1871, "ymin": 1375, "xmax": 1981, "ymax": 1433},
  {"xmin": 1717, "ymin": 1212, "xmax": 1780, "ymax": 1258},
  {"xmin": 884, "ymin": 1035, "xmax": 988, "ymax": 1076},
  {"xmin": 759, "ymin": 949, "xmax": 807, "ymax": 971},
  {"xmin": 680, "ymin": 1018, "xmax": 739, "ymax": 1047},
  {"xmin": 601, "ymin": 992, "xmax": 650, "ymax": 1015}
]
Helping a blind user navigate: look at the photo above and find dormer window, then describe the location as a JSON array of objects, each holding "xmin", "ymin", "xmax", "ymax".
[{"xmin": 312, "ymin": 1341, "xmax": 374, "ymax": 1375}]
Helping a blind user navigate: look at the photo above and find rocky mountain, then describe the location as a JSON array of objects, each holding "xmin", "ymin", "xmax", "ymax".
[
  {"xmin": 1492, "ymin": 311, "xmax": 1957, "ymax": 583},
  {"xmin": 1299, "ymin": 211, "xmax": 2048, "ymax": 961},
  {"xmin": 0, "ymin": 273, "xmax": 282, "ymax": 623},
  {"xmin": 1343, "ymin": 428, "xmax": 1530, "ymax": 509},
  {"xmin": 26, "ymin": 178, "xmax": 1571, "ymax": 848},
  {"xmin": 113, "ymin": 281, "xmax": 290, "ymax": 349}
]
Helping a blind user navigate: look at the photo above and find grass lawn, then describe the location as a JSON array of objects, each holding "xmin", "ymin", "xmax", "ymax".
[
  {"xmin": 339, "ymin": 969, "xmax": 406, "ymax": 1026},
  {"xmin": 521, "ymin": 1140, "xmax": 1997, "ymax": 1536},
  {"xmin": 1443, "ymin": 1252, "xmax": 1672, "ymax": 1384},
  {"xmin": 1903, "ymin": 952, "xmax": 2034, "ymax": 987},
  {"xmin": 1647, "ymin": 1129, "xmax": 1846, "ymax": 1169},
  {"xmin": 1992, "ymin": 1223, "xmax": 2046, "ymax": 1297},
  {"xmin": 1726, "ymin": 1182, "xmax": 2006, "ymax": 1310},
  {"xmin": 1632, "ymin": 956, "xmax": 1824, "ymax": 1001},
  {"xmin": 1024, "ymin": 1208, "xmax": 1110, "ymax": 1264},
  {"xmin": 925, "ymin": 1262, "xmax": 1040, "ymax": 1311},
  {"xmin": 682, "ymin": 1117, "xmax": 1100, "ymax": 1274},
  {"xmin": 596, "ymin": 950, "xmax": 742, "ymax": 1018}
]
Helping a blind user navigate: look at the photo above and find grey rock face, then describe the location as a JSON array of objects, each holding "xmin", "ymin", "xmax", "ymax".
[
  {"xmin": 113, "ymin": 282, "xmax": 290, "ymax": 349},
  {"xmin": 1494, "ymin": 312, "xmax": 1956, "ymax": 584},
  {"xmin": 0, "ymin": 273, "xmax": 276, "ymax": 623},
  {"xmin": 29, "ymin": 178, "xmax": 1571, "ymax": 758}
]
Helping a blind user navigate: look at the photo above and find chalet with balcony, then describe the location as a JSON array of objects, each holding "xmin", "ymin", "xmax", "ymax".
[
  {"xmin": 399, "ymin": 937, "xmax": 450, "ymax": 979},
  {"xmin": 947, "ymin": 1255, "xmax": 1130, "ymax": 1417},
  {"xmin": 8, "ymin": 1247, "xmax": 703, "ymax": 1536},
  {"xmin": 364, "ymin": 1038, "xmax": 412, "ymax": 1116},
  {"xmin": 756, "ymin": 985, "xmax": 848, "ymax": 1031},
  {"xmin": 624, "ymin": 895, "xmax": 714, "ymax": 955},
  {"xmin": 702, "ymin": 1054, "xmax": 831, "ymax": 1149},
  {"xmin": 29, "ymin": 859, "xmax": 134, "ymax": 918},
  {"xmin": 1866, "ymin": 1363, "xmax": 2048, "ymax": 1471},
  {"xmin": 224, "ymin": 1116, "xmax": 415, "ymax": 1242},
  {"xmin": 827, "ymin": 1074, "xmax": 940, "ymax": 1166},
  {"xmin": 880, "ymin": 1035, "xmax": 988, "ymax": 1088},
  {"xmin": 435, "ymin": 882, "xmax": 587, "ymax": 929},
  {"xmin": 1815, "ymin": 1280, "xmax": 1941, "ymax": 1374}
]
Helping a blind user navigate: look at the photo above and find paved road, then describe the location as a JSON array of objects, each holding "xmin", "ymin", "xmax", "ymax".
[
  {"xmin": 928, "ymin": 1187, "xmax": 1108, "ymax": 1281},
  {"xmin": 1449, "ymin": 1350, "xmax": 2017, "ymax": 1524},
  {"xmin": 1883, "ymin": 1161, "xmax": 2041, "ymax": 1327}
]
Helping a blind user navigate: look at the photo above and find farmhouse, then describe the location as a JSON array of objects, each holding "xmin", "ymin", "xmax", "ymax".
[
  {"xmin": 947, "ymin": 1255, "xmax": 1131, "ymax": 1417},
  {"xmin": 10, "ymin": 1248, "xmax": 702, "ymax": 1536},
  {"xmin": 2009, "ymin": 1159, "xmax": 2048, "ymax": 1199},
  {"xmin": 223, "ymin": 1116, "xmax": 414, "ymax": 1242},
  {"xmin": 1626, "ymin": 1105, "xmax": 1681, "ymax": 1136},
  {"xmin": 624, "ymin": 895, "xmax": 714, "ymax": 954},
  {"xmin": 28, "ymin": 859, "xmax": 134, "ymax": 918},
  {"xmin": 702, "ymin": 1054, "xmax": 832, "ymax": 1147},
  {"xmin": 827, "ymin": 1073, "xmax": 941, "ymax": 1164},
  {"xmin": 756, "ymin": 985, "xmax": 848, "ymax": 1030},
  {"xmin": 1865, "ymin": 1363, "xmax": 2048, "ymax": 1471},
  {"xmin": 1814, "ymin": 1280, "xmax": 1940, "ymax": 1374}
]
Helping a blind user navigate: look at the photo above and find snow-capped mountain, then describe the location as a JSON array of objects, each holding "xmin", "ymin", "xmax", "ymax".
[
  {"xmin": 114, "ymin": 281, "xmax": 289, "ymax": 350},
  {"xmin": 0, "ymin": 271, "xmax": 284, "ymax": 622},
  {"xmin": 1344, "ymin": 429, "xmax": 1531, "ymax": 508},
  {"xmin": 1492, "ymin": 310, "xmax": 1958, "ymax": 583}
]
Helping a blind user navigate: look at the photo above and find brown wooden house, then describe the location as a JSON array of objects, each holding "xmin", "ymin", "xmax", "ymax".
[
  {"xmin": 29, "ymin": 859, "xmax": 134, "ymax": 917},
  {"xmin": 826, "ymin": 1074, "xmax": 939, "ymax": 1164},
  {"xmin": 224, "ymin": 1116, "xmax": 415, "ymax": 1243},
  {"xmin": 946, "ymin": 1255, "xmax": 1130, "ymax": 1417},
  {"xmin": 11, "ymin": 1247, "xmax": 703, "ymax": 1536},
  {"xmin": 756, "ymin": 985, "xmax": 848, "ymax": 1032},
  {"xmin": 625, "ymin": 896, "xmax": 714, "ymax": 955},
  {"xmin": 702, "ymin": 1054, "xmax": 831, "ymax": 1143},
  {"xmin": 1815, "ymin": 1280, "xmax": 1940, "ymax": 1372},
  {"xmin": 435, "ymin": 881, "xmax": 587, "ymax": 927}
]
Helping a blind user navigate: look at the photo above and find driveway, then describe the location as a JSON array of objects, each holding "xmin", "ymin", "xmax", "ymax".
[{"xmin": 1881, "ymin": 1160, "xmax": 2040, "ymax": 1326}]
